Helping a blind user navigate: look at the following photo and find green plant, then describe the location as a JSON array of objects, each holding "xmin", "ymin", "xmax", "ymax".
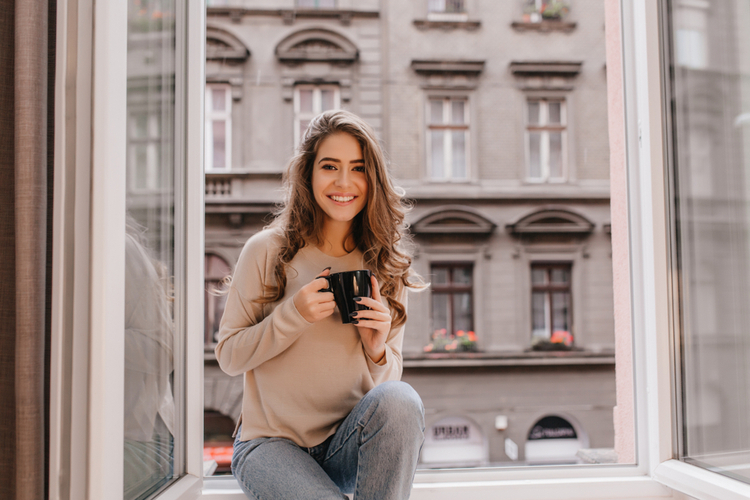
[{"xmin": 541, "ymin": 0, "xmax": 569, "ymax": 20}]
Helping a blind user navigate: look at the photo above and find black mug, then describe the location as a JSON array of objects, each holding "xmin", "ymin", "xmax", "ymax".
[{"xmin": 320, "ymin": 270, "xmax": 372, "ymax": 324}]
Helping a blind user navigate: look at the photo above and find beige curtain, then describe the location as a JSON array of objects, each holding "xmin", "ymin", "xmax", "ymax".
[{"xmin": 0, "ymin": 1, "xmax": 54, "ymax": 499}]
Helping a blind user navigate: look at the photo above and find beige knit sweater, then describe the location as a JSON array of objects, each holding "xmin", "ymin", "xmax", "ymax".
[{"xmin": 215, "ymin": 227, "xmax": 406, "ymax": 448}]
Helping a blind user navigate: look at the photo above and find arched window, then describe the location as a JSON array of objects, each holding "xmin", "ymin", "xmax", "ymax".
[{"xmin": 205, "ymin": 254, "xmax": 232, "ymax": 347}]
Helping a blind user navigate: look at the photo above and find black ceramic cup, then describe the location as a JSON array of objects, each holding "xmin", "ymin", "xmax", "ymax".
[{"xmin": 320, "ymin": 269, "xmax": 372, "ymax": 324}]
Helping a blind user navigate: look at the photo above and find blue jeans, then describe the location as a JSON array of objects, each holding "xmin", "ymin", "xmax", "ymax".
[{"xmin": 231, "ymin": 381, "xmax": 425, "ymax": 500}]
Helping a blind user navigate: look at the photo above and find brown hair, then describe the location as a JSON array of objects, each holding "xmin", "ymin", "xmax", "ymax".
[{"xmin": 258, "ymin": 109, "xmax": 425, "ymax": 327}]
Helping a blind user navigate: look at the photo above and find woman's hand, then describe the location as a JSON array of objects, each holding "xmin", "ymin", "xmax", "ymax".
[
  {"xmin": 293, "ymin": 268, "xmax": 336, "ymax": 323},
  {"xmin": 351, "ymin": 275, "xmax": 391, "ymax": 363}
]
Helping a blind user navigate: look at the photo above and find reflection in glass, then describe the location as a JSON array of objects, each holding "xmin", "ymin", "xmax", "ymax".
[
  {"xmin": 669, "ymin": 0, "xmax": 750, "ymax": 483},
  {"xmin": 528, "ymin": 132, "xmax": 541, "ymax": 178},
  {"xmin": 212, "ymin": 121, "xmax": 226, "ymax": 170},
  {"xmin": 531, "ymin": 292, "xmax": 547, "ymax": 339},
  {"xmin": 453, "ymin": 293, "xmax": 472, "ymax": 333},
  {"xmin": 431, "ymin": 130, "xmax": 444, "ymax": 178},
  {"xmin": 452, "ymin": 131, "xmax": 466, "ymax": 178},
  {"xmin": 549, "ymin": 132, "xmax": 563, "ymax": 178},
  {"xmin": 125, "ymin": 0, "xmax": 178, "ymax": 497},
  {"xmin": 551, "ymin": 292, "xmax": 570, "ymax": 332}
]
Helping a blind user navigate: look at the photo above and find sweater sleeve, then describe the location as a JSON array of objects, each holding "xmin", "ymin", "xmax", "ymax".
[
  {"xmin": 214, "ymin": 231, "xmax": 312, "ymax": 377},
  {"xmin": 365, "ymin": 285, "xmax": 408, "ymax": 385}
]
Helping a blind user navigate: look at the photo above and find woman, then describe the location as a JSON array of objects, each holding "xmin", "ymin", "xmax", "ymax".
[{"xmin": 215, "ymin": 110, "xmax": 426, "ymax": 499}]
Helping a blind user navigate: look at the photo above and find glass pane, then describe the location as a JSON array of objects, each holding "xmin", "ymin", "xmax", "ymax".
[
  {"xmin": 212, "ymin": 121, "xmax": 226, "ymax": 170},
  {"xmin": 212, "ymin": 88, "xmax": 226, "ymax": 112},
  {"xmin": 321, "ymin": 89, "xmax": 334, "ymax": 111},
  {"xmin": 428, "ymin": 0, "xmax": 445, "ymax": 13},
  {"xmin": 451, "ymin": 100, "xmax": 465, "ymax": 124},
  {"xmin": 125, "ymin": 0, "xmax": 177, "ymax": 497},
  {"xmin": 453, "ymin": 292, "xmax": 473, "ymax": 334},
  {"xmin": 528, "ymin": 101, "xmax": 540, "ymax": 125},
  {"xmin": 453, "ymin": 266, "xmax": 472, "ymax": 285},
  {"xmin": 317, "ymin": 0, "xmax": 336, "ymax": 7},
  {"xmin": 531, "ymin": 292, "xmax": 548, "ymax": 339},
  {"xmin": 430, "ymin": 99, "xmax": 444, "ymax": 124},
  {"xmin": 298, "ymin": 89, "xmax": 313, "ymax": 114},
  {"xmin": 297, "ymin": 0, "xmax": 316, "ymax": 7},
  {"xmin": 431, "ymin": 130, "xmax": 445, "ymax": 178},
  {"xmin": 432, "ymin": 267, "xmax": 449, "ymax": 285},
  {"xmin": 528, "ymin": 132, "xmax": 542, "ymax": 178},
  {"xmin": 531, "ymin": 268, "xmax": 547, "ymax": 285},
  {"xmin": 670, "ymin": 0, "xmax": 750, "ymax": 483},
  {"xmin": 432, "ymin": 293, "xmax": 450, "ymax": 334},
  {"xmin": 549, "ymin": 132, "xmax": 563, "ymax": 178},
  {"xmin": 551, "ymin": 292, "xmax": 571, "ymax": 332},
  {"xmin": 550, "ymin": 268, "xmax": 570, "ymax": 284},
  {"xmin": 299, "ymin": 120, "xmax": 310, "ymax": 144},
  {"xmin": 548, "ymin": 102, "xmax": 562, "ymax": 124},
  {"xmin": 451, "ymin": 131, "xmax": 466, "ymax": 178}
]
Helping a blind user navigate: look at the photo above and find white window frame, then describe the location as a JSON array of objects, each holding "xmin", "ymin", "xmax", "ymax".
[
  {"xmin": 205, "ymin": 83, "xmax": 232, "ymax": 171},
  {"xmin": 293, "ymin": 84, "xmax": 341, "ymax": 148},
  {"xmin": 50, "ymin": 0, "xmax": 750, "ymax": 498},
  {"xmin": 525, "ymin": 98, "xmax": 568, "ymax": 183},
  {"xmin": 426, "ymin": 96, "xmax": 471, "ymax": 182}
]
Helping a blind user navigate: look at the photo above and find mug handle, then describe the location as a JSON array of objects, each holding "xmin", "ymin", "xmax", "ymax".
[{"xmin": 317, "ymin": 275, "xmax": 332, "ymax": 293}]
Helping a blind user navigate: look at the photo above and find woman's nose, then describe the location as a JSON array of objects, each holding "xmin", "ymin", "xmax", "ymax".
[{"xmin": 334, "ymin": 170, "xmax": 351, "ymax": 187}]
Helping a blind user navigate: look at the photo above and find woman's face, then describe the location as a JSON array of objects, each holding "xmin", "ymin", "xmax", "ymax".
[{"xmin": 311, "ymin": 132, "xmax": 369, "ymax": 227}]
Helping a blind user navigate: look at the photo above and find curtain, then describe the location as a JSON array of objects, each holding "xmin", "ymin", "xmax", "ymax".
[{"xmin": 0, "ymin": 0, "xmax": 54, "ymax": 498}]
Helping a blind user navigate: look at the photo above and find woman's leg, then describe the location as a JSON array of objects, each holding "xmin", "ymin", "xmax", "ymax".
[
  {"xmin": 322, "ymin": 381, "xmax": 425, "ymax": 500},
  {"xmin": 232, "ymin": 433, "xmax": 347, "ymax": 500}
]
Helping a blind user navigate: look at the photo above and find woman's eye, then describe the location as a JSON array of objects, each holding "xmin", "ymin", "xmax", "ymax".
[
  {"xmin": 322, "ymin": 164, "xmax": 336, "ymax": 170},
  {"xmin": 353, "ymin": 166, "xmax": 365, "ymax": 172}
]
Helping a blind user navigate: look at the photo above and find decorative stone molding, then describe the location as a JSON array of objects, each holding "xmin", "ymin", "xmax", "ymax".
[
  {"xmin": 411, "ymin": 60, "xmax": 485, "ymax": 90},
  {"xmin": 506, "ymin": 207, "xmax": 595, "ymax": 235},
  {"xmin": 206, "ymin": 7, "xmax": 379, "ymax": 26},
  {"xmin": 275, "ymin": 28, "xmax": 358, "ymax": 63},
  {"xmin": 511, "ymin": 20, "xmax": 577, "ymax": 33},
  {"xmin": 413, "ymin": 19, "xmax": 481, "ymax": 31},
  {"xmin": 412, "ymin": 206, "xmax": 496, "ymax": 236},
  {"xmin": 206, "ymin": 26, "xmax": 250, "ymax": 62},
  {"xmin": 509, "ymin": 61, "xmax": 582, "ymax": 77}
]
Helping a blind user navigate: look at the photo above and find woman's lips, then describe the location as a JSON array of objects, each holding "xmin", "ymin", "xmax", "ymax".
[{"xmin": 328, "ymin": 195, "xmax": 356, "ymax": 205}]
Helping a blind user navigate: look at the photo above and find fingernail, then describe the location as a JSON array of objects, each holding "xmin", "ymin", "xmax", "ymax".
[
  {"xmin": 350, "ymin": 312, "xmax": 357, "ymax": 317},
  {"xmin": 352, "ymin": 320, "xmax": 359, "ymax": 325},
  {"xmin": 323, "ymin": 267, "xmax": 331, "ymax": 271},
  {"xmin": 353, "ymin": 297, "xmax": 362, "ymax": 302}
]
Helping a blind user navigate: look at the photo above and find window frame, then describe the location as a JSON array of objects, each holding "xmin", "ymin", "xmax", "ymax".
[
  {"xmin": 525, "ymin": 98, "xmax": 568, "ymax": 183},
  {"xmin": 429, "ymin": 262, "xmax": 475, "ymax": 337},
  {"xmin": 205, "ymin": 82, "xmax": 232, "ymax": 172},
  {"xmin": 426, "ymin": 96, "xmax": 471, "ymax": 182},
  {"xmin": 293, "ymin": 84, "xmax": 341, "ymax": 148},
  {"xmin": 530, "ymin": 262, "xmax": 573, "ymax": 341},
  {"xmin": 296, "ymin": 0, "xmax": 337, "ymax": 8},
  {"xmin": 51, "ymin": 0, "xmax": 750, "ymax": 497}
]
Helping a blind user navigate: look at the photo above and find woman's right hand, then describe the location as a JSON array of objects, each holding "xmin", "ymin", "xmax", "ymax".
[{"xmin": 293, "ymin": 268, "xmax": 336, "ymax": 323}]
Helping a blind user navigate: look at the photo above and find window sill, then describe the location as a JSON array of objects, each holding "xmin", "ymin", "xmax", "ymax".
[
  {"xmin": 413, "ymin": 19, "xmax": 481, "ymax": 31},
  {"xmin": 511, "ymin": 20, "xmax": 577, "ymax": 33},
  {"xmin": 654, "ymin": 459, "xmax": 750, "ymax": 500},
  {"xmin": 403, "ymin": 350, "xmax": 614, "ymax": 368}
]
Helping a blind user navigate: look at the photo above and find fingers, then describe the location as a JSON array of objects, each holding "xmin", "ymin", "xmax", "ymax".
[
  {"xmin": 350, "ymin": 308, "xmax": 390, "ymax": 322},
  {"xmin": 353, "ymin": 296, "xmax": 387, "ymax": 312},
  {"xmin": 371, "ymin": 275, "xmax": 381, "ymax": 301}
]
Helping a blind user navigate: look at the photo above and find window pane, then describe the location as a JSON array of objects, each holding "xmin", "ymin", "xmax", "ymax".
[
  {"xmin": 433, "ymin": 267, "xmax": 449, "ymax": 285},
  {"xmin": 212, "ymin": 121, "xmax": 226, "ymax": 170},
  {"xmin": 528, "ymin": 132, "xmax": 542, "ymax": 178},
  {"xmin": 431, "ymin": 130, "xmax": 444, "ymax": 178},
  {"xmin": 428, "ymin": 0, "xmax": 445, "ymax": 13},
  {"xmin": 548, "ymin": 101, "xmax": 562, "ymax": 124},
  {"xmin": 528, "ymin": 101, "xmax": 540, "ymax": 125},
  {"xmin": 321, "ymin": 89, "xmax": 334, "ymax": 111},
  {"xmin": 551, "ymin": 292, "xmax": 571, "ymax": 332},
  {"xmin": 317, "ymin": 0, "xmax": 336, "ymax": 7},
  {"xmin": 299, "ymin": 89, "xmax": 313, "ymax": 114},
  {"xmin": 212, "ymin": 88, "xmax": 226, "ymax": 112},
  {"xmin": 453, "ymin": 292, "xmax": 472, "ymax": 334},
  {"xmin": 532, "ymin": 292, "xmax": 548, "ymax": 339},
  {"xmin": 430, "ymin": 99, "xmax": 444, "ymax": 124},
  {"xmin": 531, "ymin": 268, "xmax": 547, "ymax": 285},
  {"xmin": 453, "ymin": 266, "xmax": 472, "ymax": 285},
  {"xmin": 550, "ymin": 268, "xmax": 570, "ymax": 284},
  {"xmin": 432, "ymin": 293, "xmax": 450, "ymax": 333},
  {"xmin": 670, "ymin": 0, "xmax": 750, "ymax": 483},
  {"xmin": 451, "ymin": 131, "xmax": 466, "ymax": 178},
  {"xmin": 549, "ymin": 132, "xmax": 563, "ymax": 178},
  {"xmin": 299, "ymin": 119, "xmax": 310, "ymax": 143},
  {"xmin": 296, "ymin": 0, "xmax": 316, "ymax": 7},
  {"xmin": 451, "ymin": 100, "xmax": 465, "ymax": 124},
  {"xmin": 125, "ymin": 0, "xmax": 178, "ymax": 496}
]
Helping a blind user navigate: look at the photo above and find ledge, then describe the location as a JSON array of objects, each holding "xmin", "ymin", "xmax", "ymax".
[
  {"xmin": 509, "ymin": 60, "xmax": 583, "ymax": 76},
  {"xmin": 413, "ymin": 19, "xmax": 481, "ymax": 31},
  {"xmin": 511, "ymin": 20, "xmax": 577, "ymax": 33},
  {"xmin": 411, "ymin": 59, "xmax": 485, "ymax": 76},
  {"xmin": 403, "ymin": 350, "xmax": 615, "ymax": 368},
  {"xmin": 207, "ymin": 7, "xmax": 378, "ymax": 25}
]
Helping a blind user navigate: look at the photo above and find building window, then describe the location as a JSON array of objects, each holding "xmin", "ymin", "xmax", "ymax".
[
  {"xmin": 427, "ymin": 97, "xmax": 470, "ymax": 180},
  {"xmin": 431, "ymin": 263, "xmax": 474, "ymax": 337},
  {"xmin": 523, "ymin": 0, "xmax": 570, "ymax": 22},
  {"xmin": 205, "ymin": 254, "xmax": 232, "ymax": 348},
  {"xmin": 128, "ymin": 110, "xmax": 167, "ymax": 191},
  {"xmin": 428, "ymin": 0, "xmax": 465, "ymax": 13},
  {"xmin": 294, "ymin": 84, "xmax": 340, "ymax": 147},
  {"xmin": 296, "ymin": 0, "xmax": 336, "ymax": 8},
  {"xmin": 205, "ymin": 83, "xmax": 232, "ymax": 171},
  {"xmin": 531, "ymin": 263, "xmax": 573, "ymax": 345},
  {"xmin": 526, "ymin": 98, "xmax": 566, "ymax": 182}
]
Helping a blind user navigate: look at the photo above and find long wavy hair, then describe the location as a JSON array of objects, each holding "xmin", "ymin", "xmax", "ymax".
[{"xmin": 257, "ymin": 109, "xmax": 425, "ymax": 327}]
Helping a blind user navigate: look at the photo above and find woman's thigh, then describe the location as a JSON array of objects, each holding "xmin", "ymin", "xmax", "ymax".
[{"xmin": 232, "ymin": 435, "xmax": 347, "ymax": 500}]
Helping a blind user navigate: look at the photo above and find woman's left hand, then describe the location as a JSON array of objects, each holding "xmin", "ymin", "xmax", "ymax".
[{"xmin": 351, "ymin": 275, "xmax": 391, "ymax": 363}]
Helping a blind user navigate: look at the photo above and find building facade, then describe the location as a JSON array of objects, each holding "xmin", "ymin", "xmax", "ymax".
[{"xmin": 202, "ymin": 0, "xmax": 616, "ymax": 467}]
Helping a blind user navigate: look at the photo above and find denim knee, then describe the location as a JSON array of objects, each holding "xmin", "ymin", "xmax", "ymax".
[{"xmin": 368, "ymin": 381, "xmax": 425, "ymax": 430}]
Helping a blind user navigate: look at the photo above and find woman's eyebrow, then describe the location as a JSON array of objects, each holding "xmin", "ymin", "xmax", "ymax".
[{"xmin": 318, "ymin": 157, "xmax": 365, "ymax": 164}]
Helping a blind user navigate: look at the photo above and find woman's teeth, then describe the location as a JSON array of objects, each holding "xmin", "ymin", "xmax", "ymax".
[{"xmin": 330, "ymin": 195, "xmax": 354, "ymax": 203}]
